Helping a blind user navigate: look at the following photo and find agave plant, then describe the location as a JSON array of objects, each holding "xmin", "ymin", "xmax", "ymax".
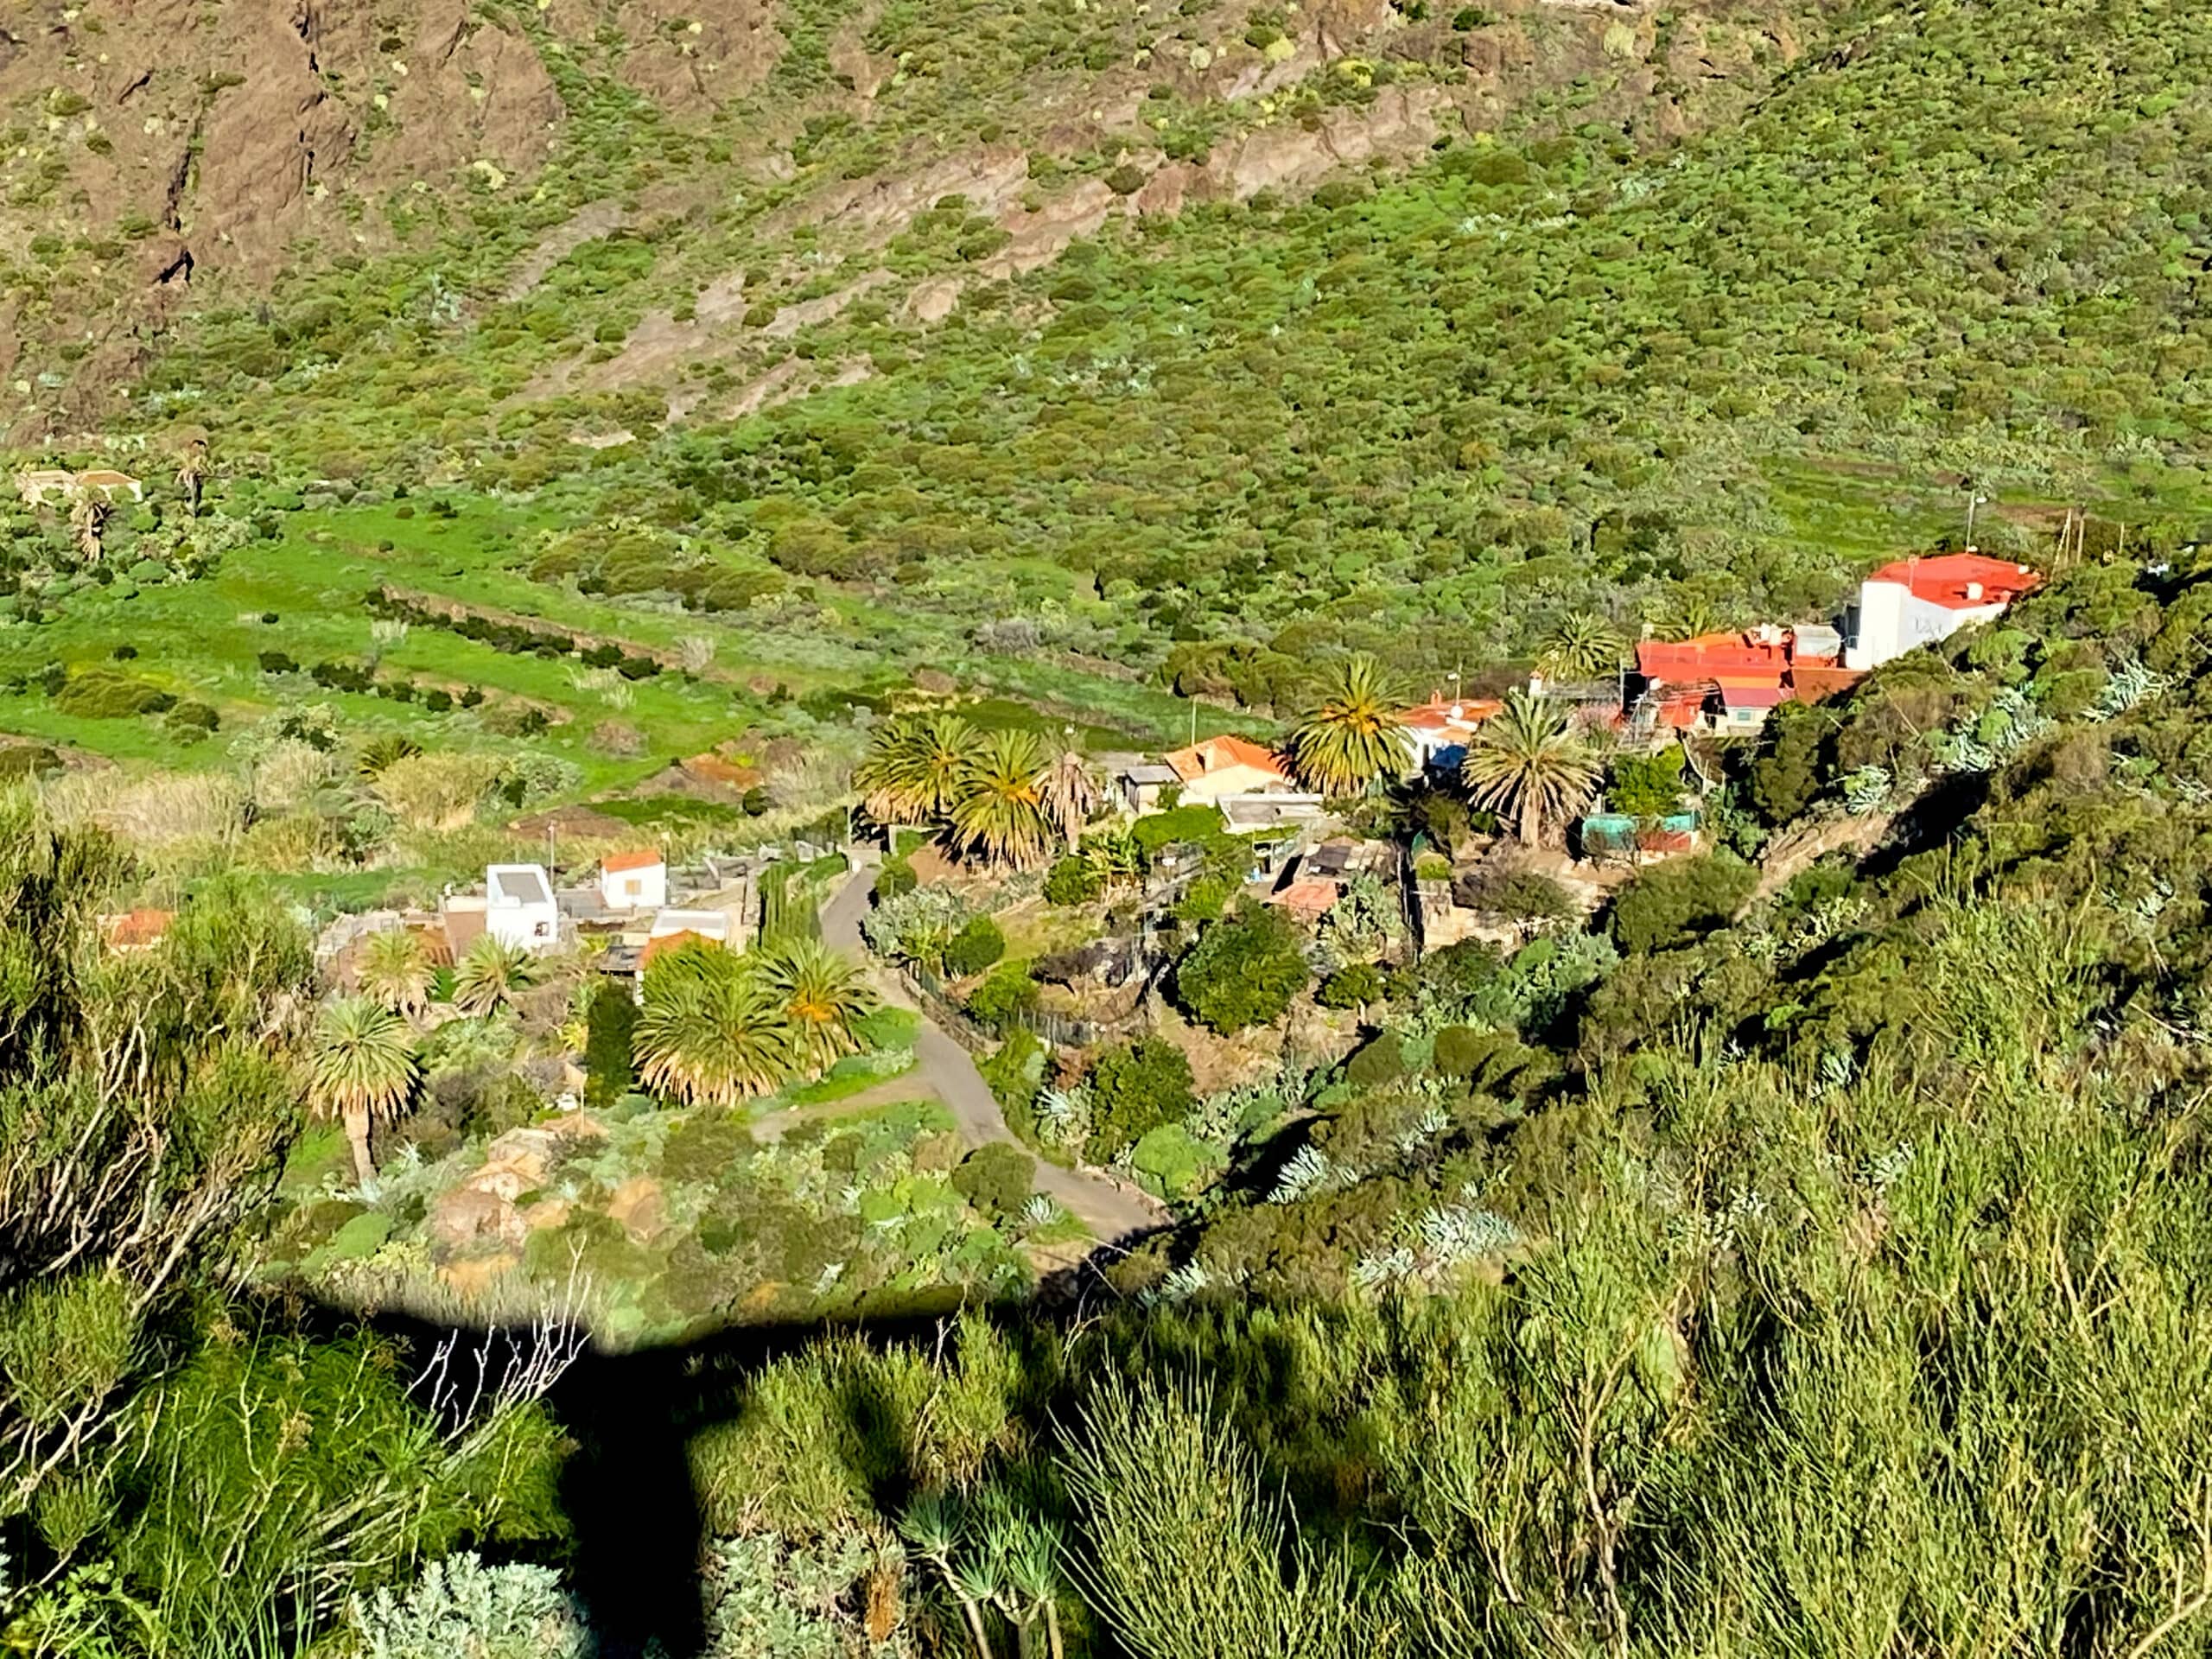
[
  {"xmin": 1034, "ymin": 1085, "xmax": 1091, "ymax": 1149},
  {"xmin": 1287, "ymin": 653, "xmax": 1407, "ymax": 798},
  {"xmin": 1268, "ymin": 1145, "xmax": 1334, "ymax": 1205}
]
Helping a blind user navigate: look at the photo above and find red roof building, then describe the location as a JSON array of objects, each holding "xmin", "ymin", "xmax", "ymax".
[
  {"xmin": 1632, "ymin": 626, "xmax": 1863, "ymax": 736},
  {"xmin": 1847, "ymin": 554, "xmax": 2041, "ymax": 669},
  {"xmin": 1865, "ymin": 553, "xmax": 2040, "ymax": 612}
]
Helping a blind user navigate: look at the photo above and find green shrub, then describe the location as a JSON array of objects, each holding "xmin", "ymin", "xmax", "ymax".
[
  {"xmin": 1173, "ymin": 907, "xmax": 1309, "ymax": 1033},
  {"xmin": 874, "ymin": 860, "xmax": 918, "ymax": 901},
  {"xmin": 1344, "ymin": 1033, "xmax": 1409, "ymax": 1088},
  {"xmin": 1608, "ymin": 855, "xmax": 1758, "ymax": 954},
  {"xmin": 966, "ymin": 963, "xmax": 1039, "ymax": 1027},
  {"xmin": 1044, "ymin": 855, "xmax": 1102, "ymax": 906},
  {"xmin": 583, "ymin": 982, "xmax": 638, "ymax": 1108},
  {"xmin": 1131, "ymin": 804, "xmax": 1226, "ymax": 861},
  {"xmin": 951, "ymin": 1143, "xmax": 1036, "ymax": 1219},
  {"xmin": 942, "ymin": 916, "xmax": 1007, "ymax": 978},
  {"xmin": 53, "ymin": 667, "xmax": 172, "ymax": 719},
  {"xmin": 1318, "ymin": 962, "xmax": 1385, "ymax": 1009},
  {"xmin": 1131, "ymin": 1123, "xmax": 1228, "ymax": 1200},
  {"xmin": 980, "ymin": 1027, "xmax": 1047, "ymax": 1115},
  {"xmin": 1085, "ymin": 1037, "xmax": 1196, "ymax": 1161}
]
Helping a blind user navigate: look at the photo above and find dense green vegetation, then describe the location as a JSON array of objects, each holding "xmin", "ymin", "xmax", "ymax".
[{"xmin": 13, "ymin": 0, "xmax": 2212, "ymax": 1648}]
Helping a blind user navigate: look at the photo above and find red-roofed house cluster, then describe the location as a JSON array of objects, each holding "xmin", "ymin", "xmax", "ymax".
[{"xmin": 1630, "ymin": 554, "xmax": 2042, "ymax": 739}]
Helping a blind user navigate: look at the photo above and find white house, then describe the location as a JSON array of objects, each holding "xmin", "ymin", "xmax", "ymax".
[
  {"xmin": 486, "ymin": 863, "xmax": 561, "ymax": 951},
  {"xmin": 600, "ymin": 849, "xmax": 667, "ymax": 912},
  {"xmin": 1163, "ymin": 734, "xmax": 1301, "ymax": 807},
  {"xmin": 1845, "ymin": 554, "xmax": 2040, "ymax": 671},
  {"xmin": 648, "ymin": 907, "xmax": 734, "ymax": 947}
]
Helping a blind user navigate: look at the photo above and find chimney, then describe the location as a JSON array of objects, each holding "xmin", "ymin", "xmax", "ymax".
[{"xmin": 1965, "ymin": 582, "xmax": 1983, "ymax": 601}]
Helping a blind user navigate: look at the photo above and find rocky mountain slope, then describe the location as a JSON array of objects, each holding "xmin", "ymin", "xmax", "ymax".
[{"xmin": 0, "ymin": 0, "xmax": 1834, "ymax": 433}]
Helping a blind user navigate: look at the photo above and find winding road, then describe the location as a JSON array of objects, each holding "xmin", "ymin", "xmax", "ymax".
[{"xmin": 821, "ymin": 867, "xmax": 1168, "ymax": 1245}]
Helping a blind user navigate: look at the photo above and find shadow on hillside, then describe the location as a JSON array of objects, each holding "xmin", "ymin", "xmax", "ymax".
[{"xmin": 332, "ymin": 1261, "xmax": 1137, "ymax": 1657}]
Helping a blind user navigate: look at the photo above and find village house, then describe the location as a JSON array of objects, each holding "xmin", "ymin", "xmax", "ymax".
[
  {"xmin": 73, "ymin": 469, "xmax": 144, "ymax": 503},
  {"xmin": 599, "ymin": 849, "xmax": 668, "ymax": 912},
  {"xmin": 1844, "ymin": 553, "xmax": 2042, "ymax": 670},
  {"xmin": 648, "ymin": 907, "xmax": 738, "ymax": 950},
  {"xmin": 13, "ymin": 469, "xmax": 75, "ymax": 507},
  {"xmin": 1396, "ymin": 692, "xmax": 1503, "ymax": 772},
  {"xmin": 485, "ymin": 864, "xmax": 561, "ymax": 951},
  {"xmin": 1161, "ymin": 734, "xmax": 1318, "ymax": 809},
  {"xmin": 1630, "ymin": 624, "xmax": 1858, "ymax": 738},
  {"xmin": 1117, "ymin": 760, "xmax": 1183, "ymax": 815}
]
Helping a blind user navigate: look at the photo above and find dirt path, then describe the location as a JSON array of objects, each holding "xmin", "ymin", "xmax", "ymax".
[{"xmin": 821, "ymin": 866, "xmax": 1168, "ymax": 1245}]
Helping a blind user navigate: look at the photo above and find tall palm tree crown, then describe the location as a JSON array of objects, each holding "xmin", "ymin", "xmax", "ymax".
[
  {"xmin": 855, "ymin": 713, "xmax": 983, "ymax": 825},
  {"xmin": 759, "ymin": 938, "xmax": 877, "ymax": 1072},
  {"xmin": 950, "ymin": 728, "xmax": 1056, "ymax": 869},
  {"xmin": 308, "ymin": 995, "xmax": 417, "ymax": 1183},
  {"xmin": 1537, "ymin": 611, "xmax": 1629, "ymax": 682},
  {"xmin": 633, "ymin": 949, "xmax": 795, "ymax": 1106},
  {"xmin": 1037, "ymin": 745, "xmax": 1103, "ymax": 849},
  {"xmin": 451, "ymin": 935, "xmax": 539, "ymax": 1017},
  {"xmin": 355, "ymin": 927, "xmax": 432, "ymax": 1018},
  {"xmin": 1459, "ymin": 689, "xmax": 1603, "ymax": 847},
  {"xmin": 1289, "ymin": 653, "xmax": 1408, "ymax": 798}
]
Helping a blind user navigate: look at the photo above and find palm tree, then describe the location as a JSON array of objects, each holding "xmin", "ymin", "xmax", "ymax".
[
  {"xmin": 308, "ymin": 996, "xmax": 417, "ymax": 1184},
  {"xmin": 1649, "ymin": 594, "xmax": 1722, "ymax": 643},
  {"xmin": 1537, "ymin": 611, "xmax": 1628, "ymax": 682},
  {"xmin": 855, "ymin": 712, "xmax": 982, "ymax": 824},
  {"xmin": 759, "ymin": 938, "xmax": 876, "ymax": 1073},
  {"xmin": 1459, "ymin": 689, "xmax": 1602, "ymax": 847},
  {"xmin": 355, "ymin": 927, "xmax": 432, "ymax": 1019},
  {"xmin": 1288, "ymin": 653, "xmax": 1407, "ymax": 798},
  {"xmin": 950, "ymin": 728, "xmax": 1055, "ymax": 869},
  {"xmin": 633, "ymin": 953, "xmax": 794, "ymax": 1105},
  {"xmin": 69, "ymin": 493, "xmax": 107, "ymax": 565},
  {"xmin": 451, "ymin": 935, "xmax": 540, "ymax": 1017},
  {"xmin": 355, "ymin": 733, "xmax": 423, "ymax": 780},
  {"xmin": 1036, "ymin": 744, "xmax": 1103, "ymax": 849}
]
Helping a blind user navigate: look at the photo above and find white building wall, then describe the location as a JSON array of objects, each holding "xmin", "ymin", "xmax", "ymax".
[
  {"xmin": 601, "ymin": 863, "xmax": 668, "ymax": 911},
  {"xmin": 1846, "ymin": 581, "xmax": 2009, "ymax": 670},
  {"xmin": 486, "ymin": 864, "xmax": 561, "ymax": 951}
]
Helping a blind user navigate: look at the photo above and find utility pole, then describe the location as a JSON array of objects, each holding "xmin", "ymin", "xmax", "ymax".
[{"xmin": 1964, "ymin": 489, "xmax": 1989, "ymax": 551}]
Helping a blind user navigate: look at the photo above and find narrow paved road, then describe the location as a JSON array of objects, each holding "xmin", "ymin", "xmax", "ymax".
[{"xmin": 821, "ymin": 866, "xmax": 1168, "ymax": 1245}]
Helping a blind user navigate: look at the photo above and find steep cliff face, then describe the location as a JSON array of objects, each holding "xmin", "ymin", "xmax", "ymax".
[{"xmin": 0, "ymin": 0, "xmax": 1834, "ymax": 432}]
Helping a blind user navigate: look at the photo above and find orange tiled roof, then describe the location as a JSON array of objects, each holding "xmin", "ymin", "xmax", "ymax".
[
  {"xmin": 1268, "ymin": 878, "xmax": 1340, "ymax": 919},
  {"xmin": 1867, "ymin": 553, "xmax": 2041, "ymax": 612},
  {"xmin": 1399, "ymin": 696, "xmax": 1503, "ymax": 732},
  {"xmin": 602, "ymin": 849, "xmax": 663, "ymax": 874},
  {"xmin": 639, "ymin": 930, "xmax": 711, "ymax": 968},
  {"xmin": 1165, "ymin": 734, "xmax": 1287, "ymax": 784}
]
